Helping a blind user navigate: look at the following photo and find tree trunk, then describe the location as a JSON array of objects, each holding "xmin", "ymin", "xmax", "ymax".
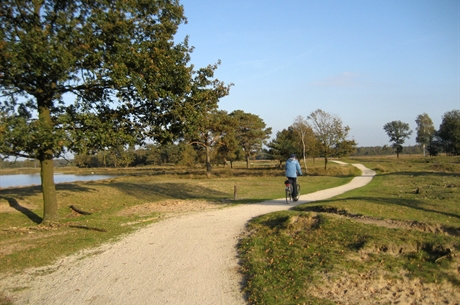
[
  {"xmin": 246, "ymin": 155, "xmax": 250, "ymax": 169},
  {"xmin": 40, "ymin": 158, "xmax": 58, "ymax": 223},
  {"xmin": 324, "ymin": 156, "xmax": 328, "ymax": 170},
  {"xmin": 205, "ymin": 146, "xmax": 212, "ymax": 178},
  {"xmin": 37, "ymin": 98, "xmax": 59, "ymax": 224}
]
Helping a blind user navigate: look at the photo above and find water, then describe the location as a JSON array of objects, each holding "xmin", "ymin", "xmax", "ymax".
[{"xmin": 0, "ymin": 173, "xmax": 115, "ymax": 189}]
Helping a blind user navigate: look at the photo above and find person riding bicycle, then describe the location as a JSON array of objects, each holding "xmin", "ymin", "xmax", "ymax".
[{"xmin": 285, "ymin": 153, "xmax": 302, "ymax": 200}]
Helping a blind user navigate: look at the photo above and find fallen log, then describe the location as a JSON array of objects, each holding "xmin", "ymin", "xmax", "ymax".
[
  {"xmin": 69, "ymin": 205, "xmax": 92, "ymax": 215},
  {"xmin": 68, "ymin": 225, "xmax": 107, "ymax": 232}
]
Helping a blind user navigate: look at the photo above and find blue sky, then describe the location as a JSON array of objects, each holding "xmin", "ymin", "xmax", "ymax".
[{"xmin": 175, "ymin": 0, "xmax": 459, "ymax": 147}]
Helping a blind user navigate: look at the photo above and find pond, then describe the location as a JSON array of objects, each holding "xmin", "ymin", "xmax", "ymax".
[{"xmin": 0, "ymin": 173, "xmax": 115, "ymax": 189}]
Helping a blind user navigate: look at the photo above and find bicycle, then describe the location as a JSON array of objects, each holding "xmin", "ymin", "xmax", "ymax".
[{"xmin": 284, "ymin": 179, "xmax": 300, "ymax": 204}]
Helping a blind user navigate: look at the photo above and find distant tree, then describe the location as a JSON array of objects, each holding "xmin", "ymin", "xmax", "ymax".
[
  {"xmin": 333, "ymin": 139, "xmax": 357, "ymax": 157},
  {"xmin": 307, "ymin": 109, "xmax": 352, "ymax": 169},
  {"xmin": 427, "ymin": 131, "xmax": 443, "ymax": 156},
  {"xmin": 230, "ymin": 110, "xmax": 272, "ymax": 169},
  {"xmin": 438, "ymin": 110, "xmax": 460, "ymax": 155},
  {"xmin": 217, "ymin": 131, "xmax": 241, "ymax": 168},
  {"xmin": 383, "ymin": 121, "xmax": 413, "ymax": 158},
  {"xmin": 415, "ymin": 113, "xmax": 435, "ymax": 157},
  {"xmin": 188, "ymin": 110, "xmax": 235, "ymax": 177},
  {"xmin": 177, "ymin": 142, "xmax": 198, "ymax": 167},
  {"xmin": 266, "ymin": 128, "xmax": 297, "ymax": 167},
  {"xmin": 292, "ymin": 116, "xmax": 317, "ymax": 172},
  {"xmin": 0, "ymin": 0, "xmax": 230, "ymax": 223}
]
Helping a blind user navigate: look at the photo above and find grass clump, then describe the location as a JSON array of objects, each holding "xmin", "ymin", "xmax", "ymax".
[{"xmin": 239, "ymin": 211, "xmax": 460, "ymax": 305}]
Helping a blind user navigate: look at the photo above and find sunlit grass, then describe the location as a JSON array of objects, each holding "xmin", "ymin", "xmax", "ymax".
[
  {"xmin": 240, "ymin": 156, "xmax": 460, "ymax": 304},
  {"xmin": 0, "ymin": 162, "xmax": 356, "ymax": 276}
]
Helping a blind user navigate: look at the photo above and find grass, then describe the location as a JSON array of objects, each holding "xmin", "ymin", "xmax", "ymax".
[
  {"xmin": 238, "ymin": 156, "xmax": 460, "ymax": 304},
  {"xmin": 0, "ymin": 161, "xmax": 356, "ymax": 276}
]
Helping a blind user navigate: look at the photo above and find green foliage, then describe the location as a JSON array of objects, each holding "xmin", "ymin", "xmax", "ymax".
[
  {"xmin": 266, "ymin": 128, "xmax": 299, "ymax": 164},
  {"xmin": 0, "ymin": 0, "xmax": 231, "ymax": 221},
  {"xmin": 383, "ymin": 120, "xmax": 413, "ymax": 158},
  {"xmin": 438, "ymin": 110, "xmax": 460, "ymax": 155},
  {"xmin": 230, "ymin": 110, "xmax": 272, "ymax": 168},
  {"xmin": 308, "ymin": 109, "xmax": 354, "ymax": 169},
  {"xmin": 415, "ymin": 113, "xmax": 436, "ymax": 147}
]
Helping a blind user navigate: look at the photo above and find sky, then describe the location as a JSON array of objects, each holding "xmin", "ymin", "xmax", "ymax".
[{"xmin": 174, "ymin": 0, "xmax": 460, "ymax": 147}]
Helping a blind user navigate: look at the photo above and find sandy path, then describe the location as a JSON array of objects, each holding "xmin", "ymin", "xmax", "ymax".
[{"xmin": 2, "ymin": 163, "xmax": 375, "ymax": 305}]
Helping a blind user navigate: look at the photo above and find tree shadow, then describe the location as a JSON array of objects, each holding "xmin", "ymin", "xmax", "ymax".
[
  {"xmin": 107, "ymin": 181, "xmax": 233, "ymax": 202},
  {"xmin": 0, "ymin": 196, "xmax": 42, "ymax": 224},
  {"xmin": 381, "ymin": 171, "xmax": 459, "ymax": 178},
  {"xmin": 295, "ymin": 196, "xmax": 460, "ymax": 220}
]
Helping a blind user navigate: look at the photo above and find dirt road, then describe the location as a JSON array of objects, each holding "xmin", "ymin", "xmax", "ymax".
[{"xmin": 1, "ymin": 163, "xmax": 375, "ymax": 305}]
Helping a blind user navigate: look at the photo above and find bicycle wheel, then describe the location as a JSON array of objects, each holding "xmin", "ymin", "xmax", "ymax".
[
  {"xmin": 285, "ymin": 184, "xmax": 292, "ymax": 204},
  {"xmin": 293, "ymin": 184, "xmax": 300, "ymax": 202}
]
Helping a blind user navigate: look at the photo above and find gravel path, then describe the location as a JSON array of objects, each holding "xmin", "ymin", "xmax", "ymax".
[{"xmin": 2, "ymin": 163, "xmax": 375, "ymax": 305}]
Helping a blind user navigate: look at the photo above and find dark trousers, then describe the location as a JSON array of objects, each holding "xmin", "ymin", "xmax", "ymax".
[{"xmin": 287, "ymin": 177, "xmax": 297, "ymax": 197}]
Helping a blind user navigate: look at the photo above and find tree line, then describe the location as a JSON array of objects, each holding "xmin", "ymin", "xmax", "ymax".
[{"xmin": 383, "ymin": 110, "xmax": 460, "ymax": 158}]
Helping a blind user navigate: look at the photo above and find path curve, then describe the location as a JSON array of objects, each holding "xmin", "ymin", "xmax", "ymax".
[{"xmin": 2, "ymin": 163, "xmax": 375, "ymax": 305}]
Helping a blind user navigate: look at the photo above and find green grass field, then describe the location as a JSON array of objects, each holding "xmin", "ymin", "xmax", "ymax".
[
  {"xmin": 239, "ymin": 156, "xmax": 460, "ymax": 304},
  {"xmin": 1, "ymin": 156, "xmax": 459, "ymax": 304},
  {"xmin": 0, "ymin": 161, "xmax": 356, "ymax": 275}
]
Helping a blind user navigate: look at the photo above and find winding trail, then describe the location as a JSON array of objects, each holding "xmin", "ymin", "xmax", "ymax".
[{"xmin": 2, "ymin": 163, "xmax": 375, "ymax": 305}]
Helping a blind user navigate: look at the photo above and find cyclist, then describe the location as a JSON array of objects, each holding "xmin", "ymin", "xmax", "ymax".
[{"xmin": 285, "ymin": 153, "xmax": 302, "ymax": 200}]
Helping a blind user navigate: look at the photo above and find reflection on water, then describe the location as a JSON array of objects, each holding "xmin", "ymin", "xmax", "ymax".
[{"xmin": 0, "ymin": 174, "xmax": 114, "ymax": 189}]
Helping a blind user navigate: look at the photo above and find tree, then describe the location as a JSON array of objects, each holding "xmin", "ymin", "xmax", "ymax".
[
  {"xmin": 229, "ymin": 110, "xmax": 272, "ymax": 169},
  {"xmin": 266, "ymin": 128, "xmax": 298, "ymax": 167},
  {"xmin": 307, "ymin": 109, "xmax": 352, "ymax": 169},
  {"xmin": 415, "ymin": 113, "xmax": 435, "ymax": 157},
  {"xmin": 292, "ymin": 116, "xmax": 316, "ymax": 172},
  {"xmin": 383, "ymin": 121, "xmax": 413, "ymax": 158},
  {"xmin": 187, "ymin": 110, "xmax": 235, "ymax": 177},
  {"xmin": 217, "ymin": 131, "xmax": 241, "ymax": 168},
  {"xmin": 0, "ymin": 0, "xmax": 230, "ymax": 223},
  {"xmin": 438, "ymin": 110, "xmax": 460, "ymax": 155},
  {"xmin": 333, "ymin": 139, "xmax": 357, "ymax": 157}
]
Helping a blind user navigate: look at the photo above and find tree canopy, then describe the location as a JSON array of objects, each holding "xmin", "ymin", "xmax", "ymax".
[
  {"xmin": 307, "ymin": 109, "xmax": 354, "ymax": 169},
  {"xmin": 438, "ymin": 110, "xmax": 460, "ymax": 155},
  {"xmin": 229, "ymin": 110, "xmax": 272, "ymax": 169},
  {"xmin": 383, "ymin": 120, "xmax": 413, "ymax": 158},
  {"xmin": 0, "ymin": 0, "xmax": 230, "ymax": 223},
  {"xmin": 415, "ymin": 113, "xmax": 435, "ymax": 157}
]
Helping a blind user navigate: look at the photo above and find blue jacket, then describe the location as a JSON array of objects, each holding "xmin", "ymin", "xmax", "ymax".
[{"xmin": 285, "ymin": 158, "xmax": 302, "ymax": 178}]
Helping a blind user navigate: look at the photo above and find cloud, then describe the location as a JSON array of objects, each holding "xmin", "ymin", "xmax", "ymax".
[{"xmin": 311, "ymin": 72, "xmax": 361, "ymax": 87}]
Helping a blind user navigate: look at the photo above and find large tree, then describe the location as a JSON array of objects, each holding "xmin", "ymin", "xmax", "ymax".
[
  {"xmin": 307, "ymin": 109, "xmax": 352, "ymax": 169},
  {"xmin": 0, "ymin": 0, "xmax": 230, "ymax": 223},
  {"xmin": 230, "ymin": 110, "xmax": 272, "ymax": 169},
  {"xmin": 438, "ymin": 110, "xmax": 460, "ymax": 155},
  {"xmin": 383, "ymin": 120, "xmax": 413, "ymax": 158},
  {"xmin": 415, "ymin": 113, "xmax": 435, "ymax": 157}
]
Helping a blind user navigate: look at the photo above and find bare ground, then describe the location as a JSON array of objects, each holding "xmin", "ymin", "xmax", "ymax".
[{"xmin": 1, "ymin": 164, "xmax": 459, "ymax": 305}]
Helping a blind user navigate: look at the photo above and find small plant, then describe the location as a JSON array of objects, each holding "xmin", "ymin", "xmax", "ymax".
[{"xmin": 0, "ymin": 293, "xmax": 13, "ymax": 305}]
